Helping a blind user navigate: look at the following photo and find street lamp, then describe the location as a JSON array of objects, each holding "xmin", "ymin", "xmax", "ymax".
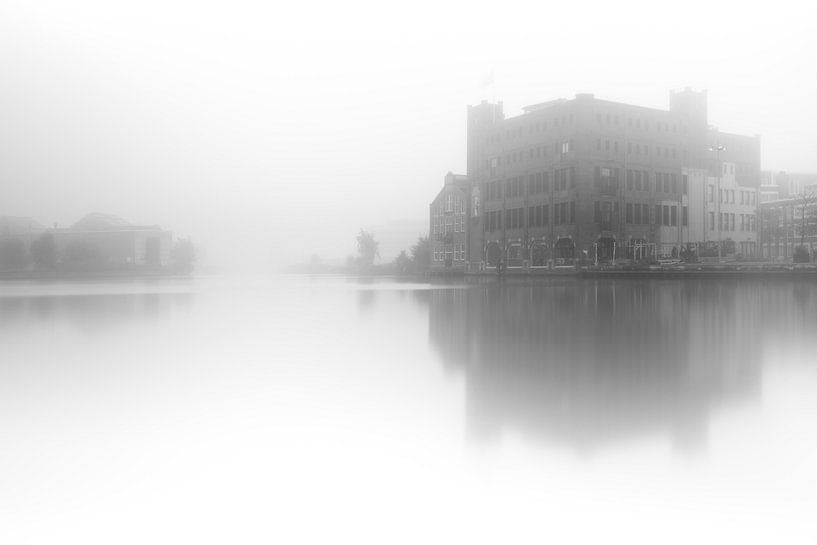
[{"xmin": 708, "ymin": 144, "xmax": 726, "ymax": 261}]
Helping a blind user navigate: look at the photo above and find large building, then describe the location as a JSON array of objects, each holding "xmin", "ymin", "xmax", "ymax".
[
  {"xmin": 461, "ymin": 88, "xmax": 761, "ymax": 270},
  {"xmin": 0, "ymin": 212, "xmax": 173, "ymax": 270}
]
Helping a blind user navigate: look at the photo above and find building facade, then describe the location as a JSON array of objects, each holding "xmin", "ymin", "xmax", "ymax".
[
  {"xmin": 759, "ymin": 197, "xmax": 817, "ymax": 261},
  {"xmin": 463, "ymin": 89, "xmax": 761, "ymax": 270},
  {"xmin": 430, "ymin": 173, "xmax": 472, "ymax": 273},
  {"xmin": 0, "ymin": 213, "xmax": 172, "ymax": 270}
]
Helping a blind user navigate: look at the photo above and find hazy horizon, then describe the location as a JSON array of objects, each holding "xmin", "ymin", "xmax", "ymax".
[{"xmin": 2, "ymin": 0, "xmax": 816, "ymax": 269}]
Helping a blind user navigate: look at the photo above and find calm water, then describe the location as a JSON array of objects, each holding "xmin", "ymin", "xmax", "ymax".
[{"xmin": 1, "ymin": 275, "xmax": 817, "ymax": 544}]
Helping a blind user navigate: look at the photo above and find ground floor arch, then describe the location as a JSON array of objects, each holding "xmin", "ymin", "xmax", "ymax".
[
  {"xmin": 529, "ymin": 240, "xmax": 551, "ymax": 267},
  {"xmin": 506, "ymin": 241, "xmax": 524, "ymax": 268},
  {"xmin": 554, "ymin": 237, "xmax": 575, "ymax": 264},
  {"xmin": 594, "ymin": 236, "xmax": 616, "ymax": 263}
]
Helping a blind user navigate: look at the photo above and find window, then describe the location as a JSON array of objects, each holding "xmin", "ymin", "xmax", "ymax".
[
  {"xmin": 671, "ymin": 205, "xmax": 677, "ymax": 226},
  {"xmin": 682, "ymin": 175, "xmax": 688, "ymax": 194},
  {"xmin": 634, "ymin": 204, "xmax": 642, "ymax": 224},
  {"xmin": 682, "ymin": 206, "xmax": 688, "ymax": 226},
  {"xmin": 642, "ymin": 204, "xmax": 649, "ymax": 225},
  {"xmin": 626, "ymin": 203, "xmax": 633, "ymax": 223},
  {"xmin": 663, "ymin": 205, "xmax": 670, "ymax": 226},
  {"xmin": 709, "ymin": 212, "xmax": 715, "ymax": 230}
]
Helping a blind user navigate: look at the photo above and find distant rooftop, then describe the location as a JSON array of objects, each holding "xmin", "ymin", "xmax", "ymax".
[
  {"xmin": 0, "ymin": 216, "xmax": 46, "ymax": 235},
  {"xmin": 522, "ymin": 99, "xmax": 568, "ymax": 113},
  {"xmin": 70, "ymin": 213, "xmax": 132, "ymax": 231}
]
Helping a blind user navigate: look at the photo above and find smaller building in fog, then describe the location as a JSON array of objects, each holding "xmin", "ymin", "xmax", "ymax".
[
  {"xmin": 52, "ymin": 213, "xmax": 173, "ymax": 268},
  {"xmin": 759, "ymin": 197, "xmax": 817, "ymax": 261},
  {"xmin": 685, "ymin": 163, "xmax": 759, "ymax": 258},
  {"xmin": 0, "ymin": 212, "xmax": 172, "ymax": 270},
  {"xmin": 429, "ymin": 173, "xmax": 473, "ymax": 273}
]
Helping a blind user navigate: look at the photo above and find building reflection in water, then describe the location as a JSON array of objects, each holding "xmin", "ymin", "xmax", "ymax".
[
  {"xmin": 424, "ymin": 279, "xmax": 817, "ymax": 453},
  {"xmin": 0, "ymin": 291, "xmax": 194, "ymax": 338}
]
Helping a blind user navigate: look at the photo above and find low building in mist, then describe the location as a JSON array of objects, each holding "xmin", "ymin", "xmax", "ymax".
[
  {"xmin": 52, "ymin": 213, "xmax": 172, "ymax": 268},
  {"xmin": 430, "ymin": 172, "xmax": 472, "ymax": 272},
  {"xmin": 685, "ymin": 164, "xmax": 759, "ymax": 257},
  {"xmin": 776, "ymin": 172, "xmax": 817, "ymax": 198},
  {"xmin": 0, "ymin": 212, "xmax": 172, "ymax": 270},
  {"xmin": 0, "ymin": 215, "xmax": 47, "ymax": 249},
  {"xmin": 454, "ymin": 88, "xmax": 761, "ymax": 269},
  {"xmin": 759, "ymin": 197, "xmax": 817, "ymax": 261}
]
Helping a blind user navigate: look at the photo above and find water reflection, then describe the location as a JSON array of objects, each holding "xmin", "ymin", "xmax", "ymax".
[
  {"xmin": 425, "ymin": 279, "xmax": 817, "ymax": 453},
  {"xmin": 0, "ymin": 289, "xmax": 194, "ymax": 337}
]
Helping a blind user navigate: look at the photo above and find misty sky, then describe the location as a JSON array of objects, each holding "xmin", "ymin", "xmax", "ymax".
[{"xmin": 2, "ymin": 1, "xmax": 816, "ymax": 268}]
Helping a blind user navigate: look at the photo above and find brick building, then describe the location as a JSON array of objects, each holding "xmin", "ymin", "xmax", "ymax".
[
  {"xmin": 759, "ymin": 196, "xmax": 817, "ymax": 261},
  {"xmin": 430, "ymin": 172, "xmax": 472, "ymax": 273},
  {"xmin": 463, "ymin": 88, "xmax": 761, "ymax": 270}
]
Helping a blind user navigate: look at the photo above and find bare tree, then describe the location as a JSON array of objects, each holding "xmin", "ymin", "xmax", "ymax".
[
  {"xmin": 410, "ymin": 236, "xmax": 430, "ymax": 272},
  {"xmin": 355, "ymin": 229, "xmax": 379, "ymax": 269}
]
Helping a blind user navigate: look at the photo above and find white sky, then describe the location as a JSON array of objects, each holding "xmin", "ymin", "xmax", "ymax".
[{"xmin": 2, "ymin": 0, "xmax": 816, "ymax": 267}]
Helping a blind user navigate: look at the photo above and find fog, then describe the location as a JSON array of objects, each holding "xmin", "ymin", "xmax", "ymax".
[{"xmin": 2, "ymin": 0, "xmax": 816, "ymax": 267}]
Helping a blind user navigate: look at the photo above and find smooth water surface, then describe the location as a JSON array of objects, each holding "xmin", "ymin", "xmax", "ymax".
[{"xmin": 1, "ymin": 275, "xmax": 816, "ymax": 544}]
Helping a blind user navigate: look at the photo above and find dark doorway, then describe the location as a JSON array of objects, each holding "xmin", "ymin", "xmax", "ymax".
[{"xmin": 486, "ymin": 241, "xmax": 501, "ymax": 267}]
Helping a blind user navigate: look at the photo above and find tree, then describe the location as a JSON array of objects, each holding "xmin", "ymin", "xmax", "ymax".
[
  {"xmin": 30, "ymin": 232, "xmax": 57, "ymax": 269},
  {"xmin": 794, "ymin": 191, "xmax": 817, "ymax": 262},
  {"xmin": 410, "ymin": 236, "xmax": 430, "ymax": 272},
  {"xmin": 797, "ymin": 191, "xmax": 817, "ymax": 247},
  {"xmin": 394, "ymin": 250, "xmax": 411, "ymax": 274},
  {"xmin": 171, "ymin": 237, "xmax": 196, "ymax": 274},
  {"xmin": 0, "ymin": 238, "xmax": 27, "ymax": 270},
  {"xmin": 355, "ymin": 229, "xmax": 379, "ymax": 269}
]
